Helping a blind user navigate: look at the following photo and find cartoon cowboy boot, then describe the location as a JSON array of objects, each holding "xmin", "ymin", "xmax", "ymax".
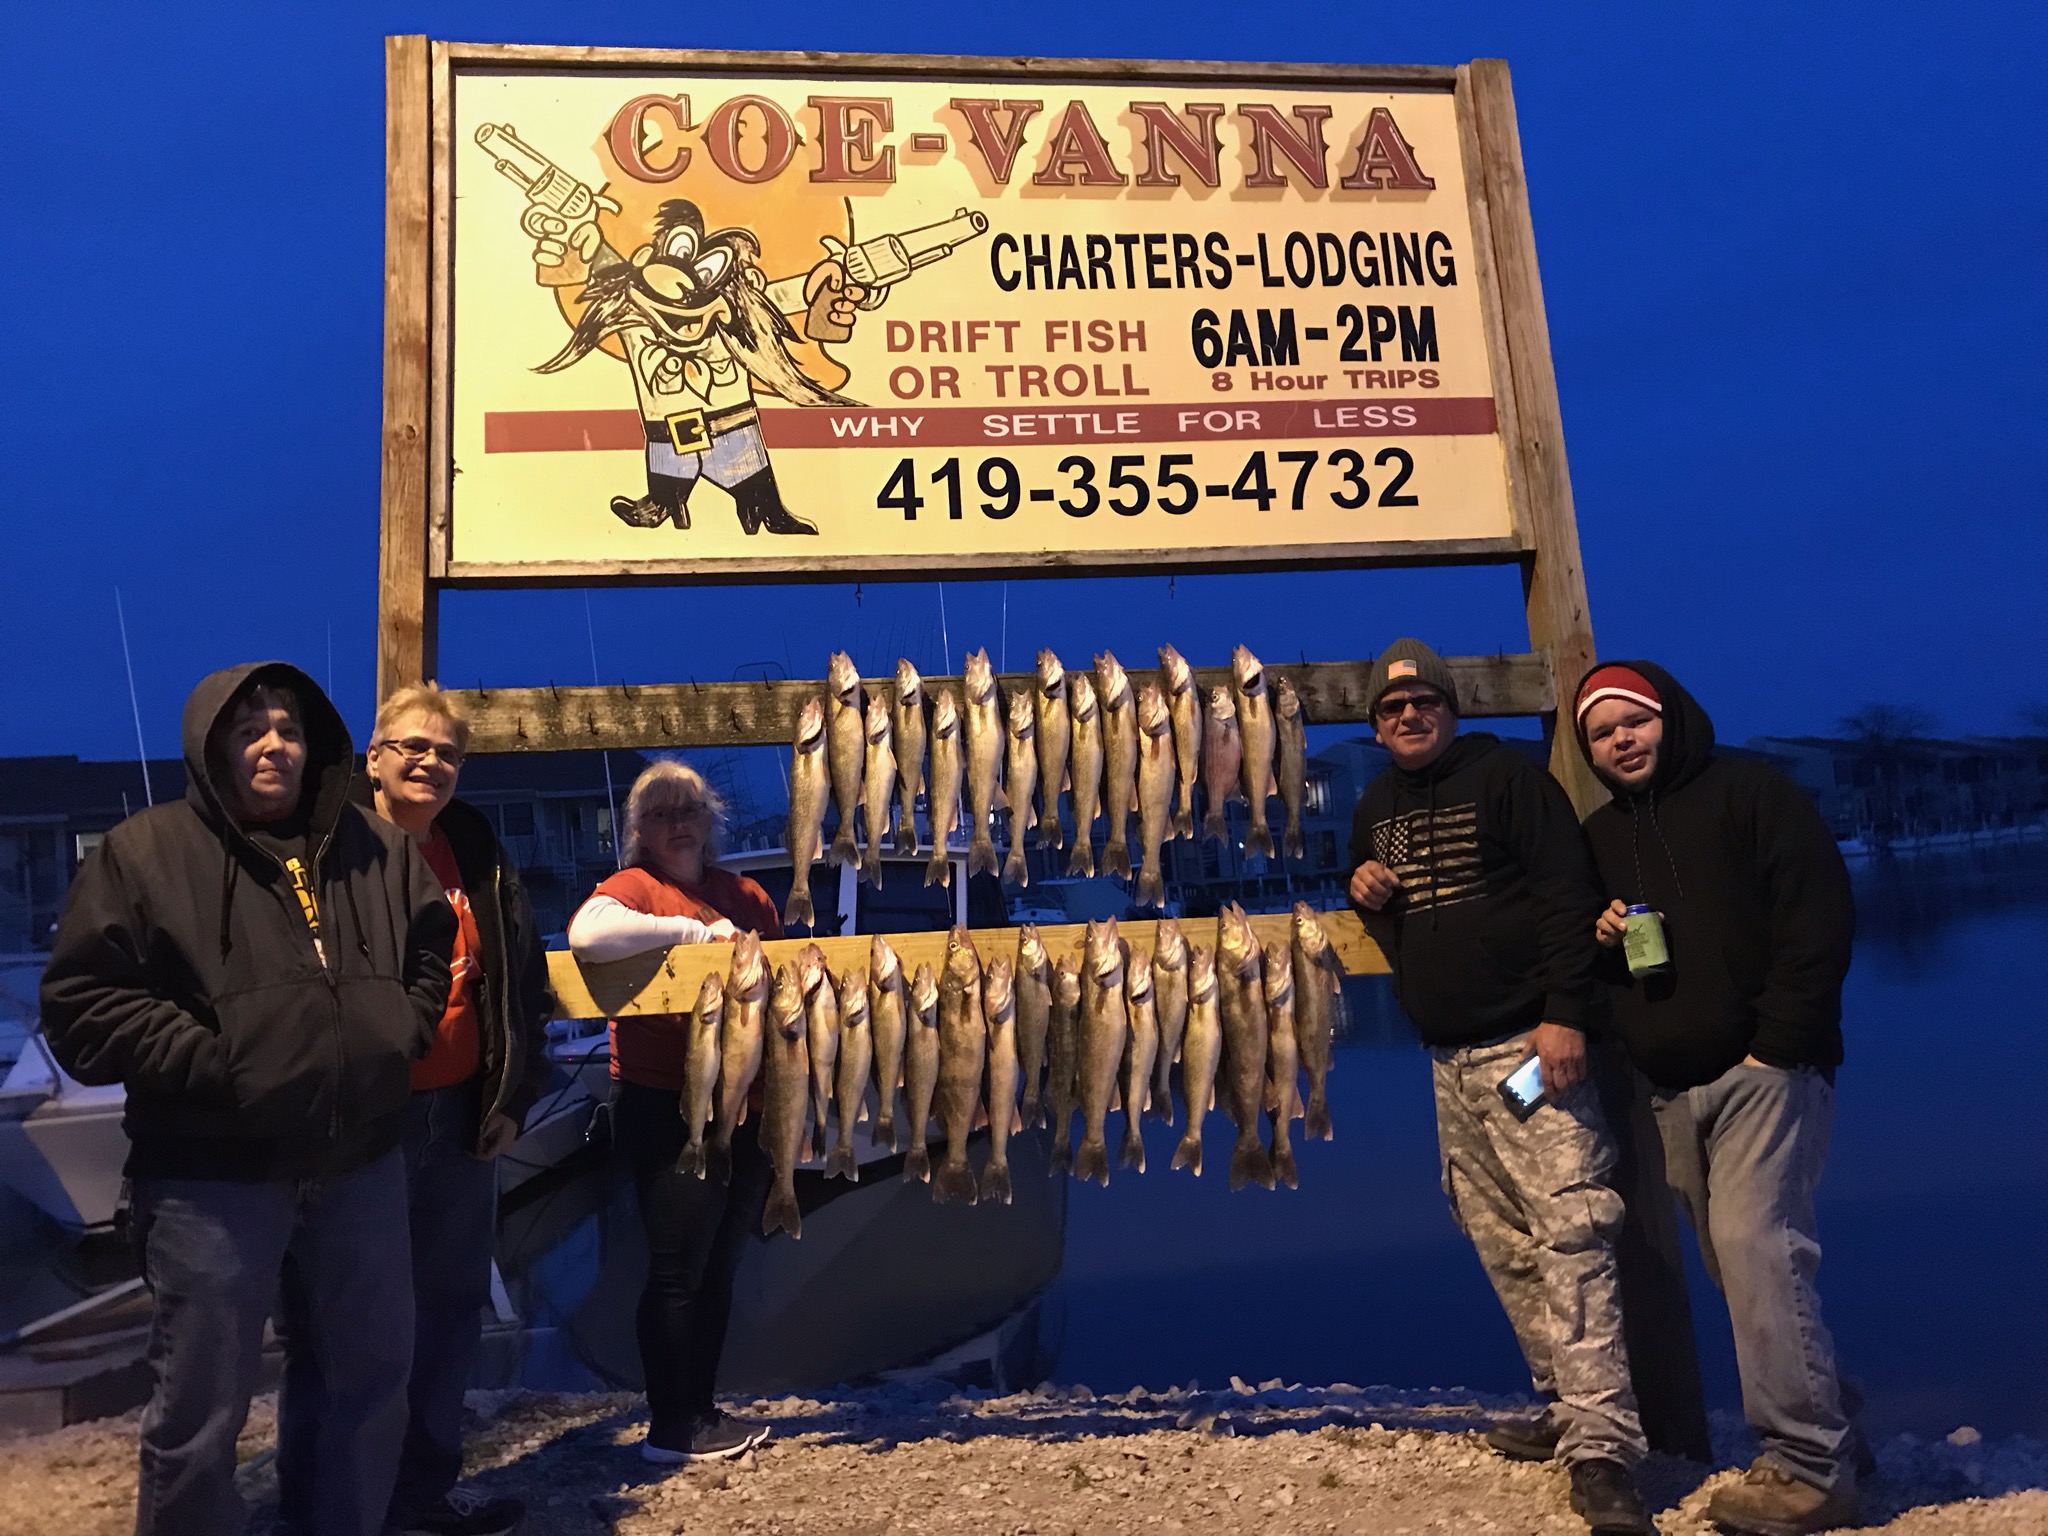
[
  {"xmin": 611, "ymin": 472, "xmax": 693, "ymax": 530},
  {"xmin": 730, "ymin": 467, "xmax": 817, "ymax": 536}
]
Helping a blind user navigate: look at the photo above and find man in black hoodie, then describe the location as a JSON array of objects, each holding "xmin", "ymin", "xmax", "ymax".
[
  {"xmin": 1575, "ymin": 662, "xmax": 1859, "ymax": 1536},
  {"xmin": 40, "ymin": 663, "xmax": 455, "ymax": 1536},
  {"xmin": 1348, "ymin": 639, "xmax": 1651, "ymax": 1536}
]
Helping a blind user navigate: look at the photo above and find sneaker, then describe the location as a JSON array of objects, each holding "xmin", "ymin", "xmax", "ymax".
[
  {"xmin": 1706, "ymin": 1458, "xmax": 1858, "ymax": 1536},
  {"xmin": 1485, "ymin": 1410, "xmax": 1563, "ymax": 1462},
  {"xmin": 639, "ymin": 1409, "xmax": 772, "ymax": 1465},
  {"xmin": 397, "ymin": 1488, "xmax": 525, "ymax": 1536},
  {"xmin": 1567, "ymin": 1459, "xmax": 1655, "ymax": 1536}
]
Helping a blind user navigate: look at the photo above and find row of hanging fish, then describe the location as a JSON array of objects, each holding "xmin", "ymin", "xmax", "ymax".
[
  {"xmin": 782, "ymin": 645, "xmax": 1310, "ymax": 928},
  {"xmin": 680, "ymin": 902, "xmax": 1347, "ymax": 1239}
]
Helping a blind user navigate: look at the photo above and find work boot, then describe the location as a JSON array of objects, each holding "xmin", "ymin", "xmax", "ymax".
[
  {"xmin": 1485, "ymin": 1409, "xmax": 1562, "ymax": 1462},
  {"xmin": 1706, "ymin": 1459, "xmax": 1858, "ymax": 1536},
  {"xmin": 1567, "ymin": 1459, "xmax": 1654, "ymax": 1535},
  {"xmin": 731, "ymin": 468, "xmax": 818, "ymax": 535}
]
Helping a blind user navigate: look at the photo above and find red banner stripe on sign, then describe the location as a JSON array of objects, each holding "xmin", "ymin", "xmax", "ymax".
[{"xmin": 483, "ymin": 398, "xmax": 1498, "ymax": 453}]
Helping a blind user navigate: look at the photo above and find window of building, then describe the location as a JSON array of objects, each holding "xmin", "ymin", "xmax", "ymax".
[
  {"xmin": 1306, "ymin": 775, "xmax": 1331, "ymax": 816},
  {"xmin": 499, "ymin": 801, "xmax": 536, "ymax": 838},
  {"xmin": 75, "ymin": 830, "xmax": 105, "ymax": 863}
]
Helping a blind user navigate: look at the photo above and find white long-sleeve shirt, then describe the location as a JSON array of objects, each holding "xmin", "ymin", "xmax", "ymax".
[{"xmin": 566, "ymin": 895, "xmax": 730, "ymax": 963}]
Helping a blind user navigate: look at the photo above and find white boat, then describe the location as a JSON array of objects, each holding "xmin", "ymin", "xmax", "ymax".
[{"xmin": 0, "ymin": 1036, "xmax": 128, "ymax": 1231}]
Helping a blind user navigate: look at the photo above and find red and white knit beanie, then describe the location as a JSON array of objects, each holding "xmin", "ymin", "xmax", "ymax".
[{"xmin": 1575, "ymin": 665, "xmax": 1662, "ymax": 725}]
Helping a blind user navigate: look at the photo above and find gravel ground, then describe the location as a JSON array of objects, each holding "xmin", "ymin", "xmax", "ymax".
[{"xmin": 4, "ymin": 1380, "xmax": 2044, "ymax": 1535}]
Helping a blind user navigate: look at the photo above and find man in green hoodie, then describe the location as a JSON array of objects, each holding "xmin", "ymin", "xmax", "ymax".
[
  {"xmin": 1347, "ymin": 638, "xmax": 1650, "ymax": 1536},
  {"xmin": 41, "ymin": 663, "xmax": 455, "ymax": 1536}
]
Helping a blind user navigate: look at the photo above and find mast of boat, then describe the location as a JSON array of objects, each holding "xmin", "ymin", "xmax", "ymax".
[
  {"xmin": 114, "ymin": 588, "xmax": 153, "ymax": 808},
  {"xmin": 584, "ymin": 594, "xmax": 621, "ymax": 869}
]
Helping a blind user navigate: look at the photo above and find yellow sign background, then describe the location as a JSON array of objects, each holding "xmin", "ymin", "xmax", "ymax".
[{"xmin": 450, "ymin": 69, "xmax": 1517, "ymax": 571}]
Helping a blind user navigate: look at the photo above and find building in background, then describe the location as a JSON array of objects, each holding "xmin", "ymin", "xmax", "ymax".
[{"xmin": 1746, "ymin": 735, "xmax": 2048, "ymax": 850}]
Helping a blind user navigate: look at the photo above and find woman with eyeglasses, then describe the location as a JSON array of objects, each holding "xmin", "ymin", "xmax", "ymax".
[{"xmin": 566, "ymin": 759, "xmax": 781, "ymax": 1465}]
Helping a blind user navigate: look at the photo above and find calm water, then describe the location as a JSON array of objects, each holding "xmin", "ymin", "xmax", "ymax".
[
  {"xmin": 4, "ymin": 846, "xmax": 2043, "ymax": 1438},
  {"xmin": 1053, "ymin": 843, "xmax": 2048, "ymax": 1438}
]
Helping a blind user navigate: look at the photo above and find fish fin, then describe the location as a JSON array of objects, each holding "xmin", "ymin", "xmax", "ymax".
[
  {"xmin": 1202, "ymin": 811, "xmax": 1228, "ymax": 845},
  {"xmin": 967, "ymin": 833, "xmax": 998, "ymax": 877},
  {"xmin": 875, "ymin": 1109, "xmax": 897, "ymax": 1148},
  {"xmin": 924, "ymin": 849, "xmax": 952, "ymax": 887},
  {"xmin": 1002, "ymin": 845, "xmax": 1030, "ymax": 887},
  {"xmin": 811, "ymin": 1123, "xmax": 830, "ymax": 1163},
  {"xmin": 979, "ymin": 1160, "xmax": 1013, "ymax": 1205},
  {"xmin": 1038, "ymin": 808, "xmax": 1065, "ymax": 849},
  {"xmin": 1305, "ymin": 1091, "xmax": 1333, "ymax": 1142},
  {"xmin": 1170, "ymin": 1128, "xmax": 1203, "ymax": 1176},
  {"xmin": 1065, "ymin": 839, "xmax": 1095, "ymax": 877},
  {"xmin": 1173, "ymin": 808, "xmax": 1195, "ymax": 840},
  {"xmin": 676, "ymin": 1142, "xmax": 707, "ymax": 1179},
  {"xmin": 708, "ymin": 1134, "xmax": 734, "ymax": 1185},
  {"xmin": 1243, "ymin": 824, "xmax": 1276, "ymax": 860},
  {"xmin": 761, "ymin": 1184, "xmax": 802, "ymax": 1239},
  {"xmin": 894, "ymin": 816, "xmax": 920, "ymax": 856},
  {"xmin": 784, "ymin": 885, "xmax": 814, "ymax": 929},
  {"xmin": 1018, "ymin": 1090, "xmax": 1040, "ymax": 1129},
  {"xmin": 829, "ymin": 824, "xmax": 858, "ymax": 867},
  {"xmin": 1284, "ymin": 826, "xmax": 1304, "ymax": 861},
  {"xmin": 825, "ymin": 1143, "xmax": 859, "ymax": 1181},
  {"xmin": 1120, "ymin": 1119, "xmax": 1146, "ymax": 1172},
  {"xmin": 1102, "ymin": 840, "xmax": 1132, "ymax": 878},
  {"xmin": 1073, "ymin": 1137, "xmax": 1111, "ymax": 1187},
  {"xmin": 1135, "ymin": 869, "xmax": 1164, "ymax": 908},
  {"xmin": 1229, "ymin": 1132, "xmax": 1274, "ymax": 1192},
  {"xmin": 1010, "ymin": 1101, "xmax": 1024, "ymax": 1135},
  {"xmin": 1271, "ymin": 1136, "xmax": 1298, "ymax": 1190},
  {"xmin": 904, "ymin": 1141, "xmax": 931, "ymax": 1183},
  {"xmin": 862, "ymin": 840, "xmax": 883, "ymax": 889},
  {"xmin": 933, "ymin": 1157, "xmax": 979, "ymax": 1205},
  {"xmin": 1151, "ymin": 1072, "xmax": 1176, "ymax": 1126}
]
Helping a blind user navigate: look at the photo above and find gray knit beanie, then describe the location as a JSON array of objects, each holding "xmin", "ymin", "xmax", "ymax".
[{"xmin": 1365, "ymin": 638, "xmax": 1460, "ymax": 717}]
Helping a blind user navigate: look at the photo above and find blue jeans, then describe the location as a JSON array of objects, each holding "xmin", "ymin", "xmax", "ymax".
[
  {"xmin": 130, "ymin": 1150, "xmax": 413, "ymax": 1536},
  {"xmin": 277, "ymin": 1086, "xmax": 496, "ymax": 1531},
  {"xmin": 1651, "ymin": 1062, "xmax": 1851, "ymax": 1490}
]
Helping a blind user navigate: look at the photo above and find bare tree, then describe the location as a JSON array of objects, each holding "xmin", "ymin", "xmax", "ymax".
[
  {"xmin": 1837, "ymin": 703, "xmax": 1937, "ymax": 743},
  {"xmin": 1836, "ymin": 703, "xmax": 1937, "ymax": 846}
]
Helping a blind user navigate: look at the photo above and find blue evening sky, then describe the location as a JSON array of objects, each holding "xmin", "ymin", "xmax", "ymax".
[{"xmin": 2, "ymin": 1, "xmax": 2041, "ymax": 768}]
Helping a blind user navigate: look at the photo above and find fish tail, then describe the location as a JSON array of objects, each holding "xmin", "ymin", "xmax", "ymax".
[
  {"xmin": 1002, "ymin": 844, "xmax": 1030, "ymax": 887},
  {"xmin": 1170, "ymin": 1126, "xmax": 1203, "ymax": 1175},
  {"xmin": 1244, "ymin": 823, "xmax": 1276, "ymax": 860},
  {"xmin": 825, "ymin": 1141, "xmax": 859, "ymax": 1182},
  {"xmin": 1202, "ymin": 808, "xmax": 1227, "ymax": 845},
  {"xmin": 978, "ymin": 1158, "xmax": 1013, "ymax": 1206},
  {"xmin": 861, "ymin": 839, "xmax": 883, "ymax": 889},
  {"xmin": 904, "ymin": 1140, "xmax": 932, "ymax": 1183},
  {"xmin": 1135, "ymin": 868, "xmax": 1164, "ymax": 908},
  {"xmin": 924, "ymin": 848, "xmax": 952, "ymax": 888},
  {"xmin": 1065, "ymin": 837, "xmax": 1095, "ymax": 877},
  {"xmin": 829, "ymin": 824, "xmax": 859, "ymax": 867},
  {"xmin": 967, "ymin": 832, "xmax": 998, "ymax": 877},
  {"xmin": 894, "ymin": 811, "xmax": 919, "ymax": 856},
  {"xmin": 1151, "ymin": 1069, "xmax": 1176, "ymax": 1126},
  {"xmin": 1271, "ymin": 1132, "xmax": 1299, "ymax": 1190},
  {"xmin": 1119, "ymin": 1117, "xmax": 1147, "ymax": 1172},
  {"xmin": 1102, "ymin": 838, "xmax": 1132, "ymax": 878},
  {"xmin": 1229, "ymin": 1129, "xmax": 1275, "ymax": 1192},
  {"xmin": 1074, "ymin": 1135, "xmax": 1111, "ymax": 1187},
  {"xmin": 1049, "ymin": 1114, "xmax": 1074, "ymax": 1174},
  {"xmin": 1038, "ymin": 809, "xmax": 1065, "ymax": 849},
  {"xmin": 933, "ymin": 1156, "xmax": 979, "ymax": 1205},
  {"xmin": 1284, "ymin": 823, "xmax": 1305, "ymax": 861},
  {"xmin": 761, "ymin": 1180, "xmax": 802, "ymax": 1239},
  {"xmin": 784, "ymin": 884, "xmax": 814, "ymax": 930},
  {"xmin": 708, "ymin": 1130, "xmax": 734, "ymax": 1185},
  {"xmin": 1018, "ymin": 1089, "xmax": 1040, "ymax": 1130},
  {"xmin": 875, "ymin": 1107, "xmax": 897, "ymax": 1148},
  {"xmin": 1305, "ymin": 1089, "xmax": 1333, "ymax": 1142},
  {"xmin": 675, "ymin": 1140, "xmax": 707, "ymax": 1179},
  {"xmin": 1173, "ymin": 807, "xmax": 1195, "ymax": 840}
]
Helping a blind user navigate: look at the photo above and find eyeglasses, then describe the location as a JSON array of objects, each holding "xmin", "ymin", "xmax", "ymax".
[
  {"xmin": 1374, "ymin": 692, "xmax": 1448, "ymax": 722},
  {"xmin": 643, "ymin": 803, "xmax": 711, "ymax": 824},
  {"xmin": 376, "ymin": 737, "xmax": 465, "ymax": 768}
]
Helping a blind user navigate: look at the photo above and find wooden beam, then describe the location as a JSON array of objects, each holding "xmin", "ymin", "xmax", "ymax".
[
  {"xmin": 547, "ymin": 908, "xmax": 1387, "ymax": 1020},
  {"xmin": 440, "ymin": 537, "xmax": 1529, "ymax": 589},
  {"xmin": 1464, "ymin": 59, "xmax": 1604, "ymax": 814},
  {"xmin": 448, "ymin": 652, "xmax": 1552, "ymax": 755},
  {"xmin": 377, "ymin": 34, "xmax": 435, "ymax": 701},
  {"xmin": 440, "ymin": 43, "xmax": 1459, "ymax": 90}
]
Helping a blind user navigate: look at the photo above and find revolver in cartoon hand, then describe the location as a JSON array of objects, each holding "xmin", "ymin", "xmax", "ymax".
[
  {"xmin": 475, "ymin": 123, "xmax": 622, "ymax": 245},
  {"xmin": 765, "ymin": 210, "xmax": 991, "ymax": 343}
]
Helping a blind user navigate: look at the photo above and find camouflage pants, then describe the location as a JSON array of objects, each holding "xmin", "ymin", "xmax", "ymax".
[{"xmin": 1432, "ymin": 1031, "xmax": 1647, "ymax": 1467}]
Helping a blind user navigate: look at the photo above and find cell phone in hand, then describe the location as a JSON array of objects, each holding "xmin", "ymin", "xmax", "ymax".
[{"xmin": 1498, "ymin": 1055, "xmax": 1546, "ymax": 1120}]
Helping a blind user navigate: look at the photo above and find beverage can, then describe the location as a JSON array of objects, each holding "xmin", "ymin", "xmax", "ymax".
[{"xmin": 1623, "ymin": 905, "xmax": 1672, "ymax": 978}]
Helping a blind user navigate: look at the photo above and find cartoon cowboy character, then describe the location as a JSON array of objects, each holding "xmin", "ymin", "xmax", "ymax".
[{"xmin": 533, "ymin": 202, "xmax": 871, "ymax": 536}]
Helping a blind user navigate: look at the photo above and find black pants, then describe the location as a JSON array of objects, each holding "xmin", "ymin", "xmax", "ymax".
[{"xmin": 613, "ymin": 1081, "xmax": 771, "ymax": 1433}]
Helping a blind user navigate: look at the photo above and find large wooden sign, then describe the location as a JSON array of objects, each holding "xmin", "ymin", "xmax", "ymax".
[{"xmin": 382, "ymin": 41, "xmax": 1598, "ymax": 803}]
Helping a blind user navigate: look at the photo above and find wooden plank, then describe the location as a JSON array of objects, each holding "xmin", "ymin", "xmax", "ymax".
[
  {"xmin": 441, "ymin": 42, "xmax": 1458, "ymax": 90},
  {"xmin": 378, "ymin": 35, "xmax": 435, "ymax": 700},
  {"xmin": 438, "ymin": 538, "xmax": 1529, "ymax": 590},
  {"xmin": 426, "ymin": 42, "xmax": 454, "ymax": 583},
  {"xmin": 547, "ymin": 908, "xmax": 1387, "ymax": 1021},
  {"xmin": 447, "ymin": 652, "xmax": 1552, "ymax": 755},
  {"xmin": 1465, "ymin": 59, "xmax": 1603, "ymax": 813}
]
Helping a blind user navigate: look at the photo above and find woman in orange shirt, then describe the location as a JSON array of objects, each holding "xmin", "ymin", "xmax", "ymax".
[{"xmin": 567, "ymin": 761, "xmax": 782, "ymax": 1465}]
